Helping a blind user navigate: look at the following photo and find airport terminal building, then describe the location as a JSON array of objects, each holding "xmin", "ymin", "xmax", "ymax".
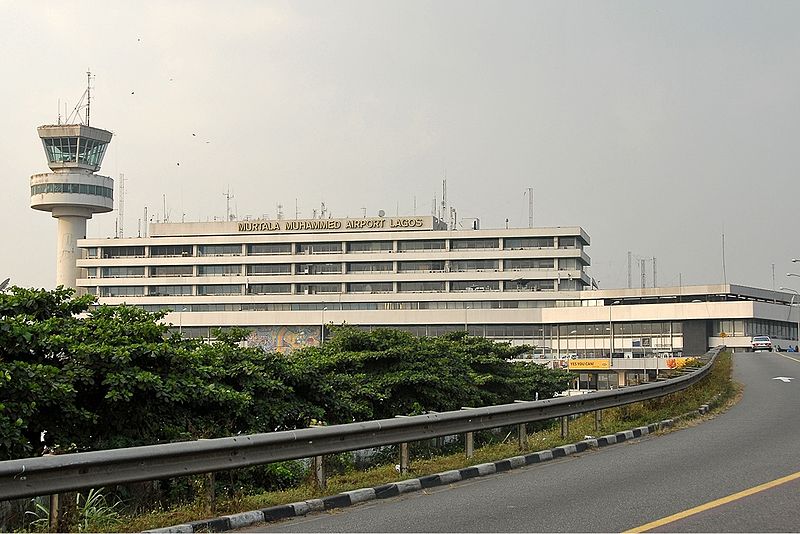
[
  {"xmin": 30, "ymin": 113, "xmax": 798, "ymax": 391},
  {"xmin": 73, "ymin": 215, "xmax": 799, "ymax": 388}
]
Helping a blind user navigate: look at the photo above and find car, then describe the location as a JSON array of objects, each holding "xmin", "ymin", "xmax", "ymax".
[{"xmin": 751, "ymin": 336, "xmax": 773, "ymax": 352}]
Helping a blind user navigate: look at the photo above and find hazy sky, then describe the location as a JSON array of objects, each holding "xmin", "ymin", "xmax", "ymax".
[{"xmin": 2, "ymin": 0, "xmax": 799, "ymax": 291}]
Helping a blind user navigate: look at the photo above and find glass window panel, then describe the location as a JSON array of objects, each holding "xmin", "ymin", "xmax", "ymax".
[
  {"xmin": 198, "ymin": 244, "xmax": 242, "ymax": 256},
  {"xmin": 398, "ymin": 261, "xmax": 445, "ymax": 272},
  {"xmin": 504, "ymin": 237, "xmax": 554, "ymax": 249},
  {"xmin": 247, "ymin": 264, "xmax": 291, "ymax": 275},
  {"xmin": 198, "ymin": 264, "xmax": 241, "ymax": 276},
  {"xmin": 397, "ymin": 240, "xmax": 446, "ymax": 252},
  {"xmin": 347, "ymin": 282, "xmax": 393, "ymax": 293},
  {"xmin": 148, "ymin": 285, "xmax": 193, "ymax": 296},
  {"xmin": 504, "ymin": 258, "xmax": 555, "ymax": 270},
  {"xmin": 197, "ymin": 284, "xmax": 243, "ymax": 295},
  {"xmin": 450, "ymin": 259, "xmax": 499, "ymax": 271},
  {"xmin": 247, "ymin": 283, "xmax": 291, "ymax": 294},
  {"xmin": 346, "ymin": 262, "xmax": 393, "ymax": 272},
  {"xmin": 346, "ymin": 241, "xmax": 393, "ymax": 253},
  {"xmin": 450, "ymin": 239, "xmax": 499, "ymax": 250},
  {"xmin": 247, "ymin": 243, "xmax": 292, "ymax": 255},
  {"xmin": 397, "ymin": 281, "xmax": 446, "ymax": 292},
  {"xmin": 150, "ymin": 245, "xmax": 194, "ymax": 257}
]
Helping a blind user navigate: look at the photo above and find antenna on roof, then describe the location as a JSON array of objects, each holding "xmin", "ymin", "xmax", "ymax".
[
  {"xmin": 524, "ymin": 187, "xmax": 534, "ymax": 228},
  {"xmin": 64, "ymin": 71, "xmax": 93, "ymax": 125},
  {"xmin": 86, "ymin": 69, "xmax": 91, "ymax": 126},
  {"xmin": 441, "ymin": 175, "xmax": 447, "ymax": 229},
  {"xmin": 117, "ymin": 173, "xmax": 125, "ymax": 237},
  {"xmin": 224, "ymin": 186, "xmax": 234, "ymax": 221}
]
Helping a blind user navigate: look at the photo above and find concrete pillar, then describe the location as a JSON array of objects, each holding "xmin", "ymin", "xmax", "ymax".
[{"xmin": 52, "ymin": 208, "xmax": 91, "ymax": 289}]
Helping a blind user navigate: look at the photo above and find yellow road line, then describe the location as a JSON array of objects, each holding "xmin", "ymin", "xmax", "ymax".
[
  {"xmin": 776, "ymin": 352, "xmax": 800, "ymax": 364},
  {"xmin": 624, "ymin": 470, "xmax": 800, "ymax": 533}
]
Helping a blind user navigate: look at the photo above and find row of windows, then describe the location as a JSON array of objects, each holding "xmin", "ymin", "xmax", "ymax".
[
  {"xmin": 712, "ymin": 319, "xmax": 798, "ymax": 340},
  {"xmin": 43, "ymin": 136, "xmax": 108, "ymax": 167},
  {"xmin": 31, "ymin": 183, "xmax": 113, "ymax": 199},
  {"xmin": 93, "ymin": 280, "xmax": 567, "ymax": 296},
  {"xmin": 85, "ymin": 237, "xmax": 584, "ymax": 259},
  {"xmin": 103, "ymin": 299, "xmax": 589, "ymax": 311},
  {"xmin": 85, "ymin": 259, "xmax": 582, "ymax": 277}
]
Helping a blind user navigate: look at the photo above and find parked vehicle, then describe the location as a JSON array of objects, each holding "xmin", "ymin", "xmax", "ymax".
[{"xmin": 751, "ymin": 336, "xmax": 773, "ymax": 352}]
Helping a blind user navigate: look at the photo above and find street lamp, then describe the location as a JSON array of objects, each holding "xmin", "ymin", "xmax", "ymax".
[
  {"xmin": 178, "ymin": 306, "xmax": 188, "ymax": 335},
  {"xmin": 321, "ymin": 306, "xmax": 327, "ymax": 345},
  {"xmin": 779, "ymin": 287, "xmax": 800, "ymax": 347}
]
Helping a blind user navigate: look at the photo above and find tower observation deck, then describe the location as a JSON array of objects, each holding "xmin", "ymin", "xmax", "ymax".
[{"xmin": 31, "ymin": 120, "xmax": 113, "ymax": 289}]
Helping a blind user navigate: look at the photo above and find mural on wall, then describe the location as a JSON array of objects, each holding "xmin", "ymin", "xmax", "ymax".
[{"xmin": 245, "ymin": 326, "xmax": 321, "ymax": 353}]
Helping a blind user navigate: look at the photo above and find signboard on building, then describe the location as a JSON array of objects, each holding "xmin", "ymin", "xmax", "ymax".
[
  {"xmin": 237, "ymin": 216, "xmax": 437, "ymax": 234},
  {"xmin": 568, "ymin": 359, "xmax": 612, "ymax": 370}
]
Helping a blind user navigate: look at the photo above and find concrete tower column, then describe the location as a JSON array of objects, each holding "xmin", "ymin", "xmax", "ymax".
[{"xmin": 52, "ymin": 206, "xmax": 93, "ymax": 288}]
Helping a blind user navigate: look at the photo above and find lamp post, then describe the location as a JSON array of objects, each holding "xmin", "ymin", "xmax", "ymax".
[
  {"xmin": 178, "ymin": 306, "xmax": 188, "ymax": 335},
  {"xmin": 321, "ymin": 306, "xmax": 327, "ymax": 345},
  {"xmin": 779, "ymin": 287, "xmax": 800, "ymax": 348}
]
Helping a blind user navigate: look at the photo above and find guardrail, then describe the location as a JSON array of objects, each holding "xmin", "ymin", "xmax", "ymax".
[{"xmin": 0, "ymin": 346, "xmax": 723, "ymax": 501}]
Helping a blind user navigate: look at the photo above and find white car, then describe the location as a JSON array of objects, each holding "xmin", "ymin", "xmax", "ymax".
[{"xmin": 751, "ymin": 336, "xmax": 773, "ymax": 352}]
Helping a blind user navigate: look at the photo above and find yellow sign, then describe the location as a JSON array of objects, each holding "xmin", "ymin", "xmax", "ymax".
[{"xmin": 568, "ymin": 359, "xmax": 612, "ymax": 370}]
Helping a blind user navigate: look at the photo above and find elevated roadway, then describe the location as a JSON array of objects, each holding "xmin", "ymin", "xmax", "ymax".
[{"xmin": 243, "ymin": 352, "xmax": 800, "ymax": 532}]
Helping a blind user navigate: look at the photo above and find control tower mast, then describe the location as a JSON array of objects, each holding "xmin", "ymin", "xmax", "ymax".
[{"xmin": 30, "ymin": 72, "xmax": 113, "ymax": 289}]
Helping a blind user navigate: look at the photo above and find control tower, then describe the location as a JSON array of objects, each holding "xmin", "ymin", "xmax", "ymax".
[{"xmin": 30, "ymin": 76, "xmax": 113, "ymax": 289}]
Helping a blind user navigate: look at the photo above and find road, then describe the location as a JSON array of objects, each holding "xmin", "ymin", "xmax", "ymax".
[{"xmin": 242, "ymin": 352, "xmax": 800, "ymax": 532}]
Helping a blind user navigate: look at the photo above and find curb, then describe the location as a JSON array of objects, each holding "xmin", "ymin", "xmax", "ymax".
[{"xmin": 147, "ymin": 408, "xmax": 714, "ymax": 533}]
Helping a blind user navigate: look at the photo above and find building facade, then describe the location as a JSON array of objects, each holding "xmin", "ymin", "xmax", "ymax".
[{"xmin": 75, "ymin": 216, "xmax": 799, "ymax": 388}]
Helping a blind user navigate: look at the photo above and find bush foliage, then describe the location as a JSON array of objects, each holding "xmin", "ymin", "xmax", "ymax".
[{"xmin": 0, "ymin": 286, "xmax": 572, "ymax": 461}]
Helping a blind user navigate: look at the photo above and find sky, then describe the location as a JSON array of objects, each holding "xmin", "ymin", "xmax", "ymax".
[{"xmin": 2, "ymin": 0, "xmax": 799, "ymax": 291}]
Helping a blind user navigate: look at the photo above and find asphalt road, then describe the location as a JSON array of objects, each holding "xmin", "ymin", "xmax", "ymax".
[{"xmin": 242, "ymin": 351, "xmax": 800, "ymax": 532}]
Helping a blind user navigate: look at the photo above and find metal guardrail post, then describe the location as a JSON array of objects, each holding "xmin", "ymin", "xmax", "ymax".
[
  {"xmin": 517, "ymin": 424, "xmax": 527, "ymax": 449},
  {"xmin": 561, "ymin": 416, "xmax": 569, "ymax": 438},
  {"xmin": 594, "ymin": 409, "xmax": 602, "ymax": 431},
  {"xmin": 205, "ymin": 472, "xmax": 216, "ymax": 513},
  {"xmin": 313, "ymin": 455, "xmax": 326, "ymax": 490},
  {"xmin": 48, "ymin": 493, "xmax": 58, "ymax": 532},
  {"xmin": 465, "ymin": 432, "xmax": 474, "ymax": 458},
  {"xmin": 399, "ymin": 443, "xmax": 409, "ymax": 474}
]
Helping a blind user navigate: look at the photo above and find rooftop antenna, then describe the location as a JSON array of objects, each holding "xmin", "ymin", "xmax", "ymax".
[
  {"xmin": 57, "ymin": 98, "xmax": 61, "ymax": 125},
  {"xmin": 722, "ymin": 232, "xmax": 727, "ymax": 285},
  {"xmin": 277, "ymin": 203, "xmax": 284, "ymax": 220},
  {"xmin": 524, "ymin": 187, "xmax": 534, "ymax": 228},
  {"xmin": 441, "ymin": 174, "xmax": 447, "ymax": 229},
  {"xmin": 117, "ymin": 173, "xmax": 125, "ymax": 237},
  {"xmin": 413, "ymin": 196, "xmax": 417, "ymax": 215},
  {"xmin": 86, "ymin": 69, "xmax": 91, "ymax": 126},
  {"xmin": 361, "ymin": 207, "xmax": 367, "ymax": 218},
  {"xmin": 653, "ymin": 257, "xmax": 657, "ymax": 287},
  {"xmin": 627, "ymin": 251, "xmax": 632, "ymax": 289},
  {"xmin": 224, "ymin": 186, "xmax": 234, "ymax": 221},
  {"xmin": 295, "ymin": 198, "xmax": 299, "ymax": 219}
]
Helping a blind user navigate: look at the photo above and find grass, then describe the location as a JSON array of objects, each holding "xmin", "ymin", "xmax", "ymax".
[{"xmin": 89, "ymin": 352, "xmax": 739, "ymax": 532}]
